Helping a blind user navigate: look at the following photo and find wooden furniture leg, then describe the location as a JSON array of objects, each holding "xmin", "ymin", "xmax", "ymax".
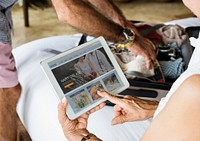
[{"xmin": 23, "ymin": 0, "xmax": 29, "ymax": 27}]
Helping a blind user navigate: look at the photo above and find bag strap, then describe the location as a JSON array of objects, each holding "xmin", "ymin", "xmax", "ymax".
[
  {"xmin": 124, "ymin": 71, "xmax": 156, "ymax": 82},
  {"xmin": 139, "ymin": 24, "xmax": 165, "ymax": 36},
  {"xmin": 42, "ymin": 34, "xmax": 87, "ymax": 55},
  {"xmin": 78, "ymin": 34, "xmax": 87, "ymax": 45}
]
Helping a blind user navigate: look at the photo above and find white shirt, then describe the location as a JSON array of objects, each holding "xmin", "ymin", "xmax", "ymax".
[
  {"xmin": 85, "ymin": 50, "xmax": 113, "ymax": 75},
  {"xmin": 77, "ymin": 60, "xmax": 93, "ymax": 75}
]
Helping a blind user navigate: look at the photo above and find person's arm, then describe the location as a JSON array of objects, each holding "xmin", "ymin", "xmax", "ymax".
[
  {"xmin": 141, "ymin": 74, "xmax": 200, "ymax": 141},
  {"xmin": 97, "ymin": 91, "xmax": 158, "ymax": 124},
  {"xmin": 58, "ymin": 98, "xmax": 105, "ymax": 141},
  {"xmin": 51, "ymin": 0, "xmax": 156, "ymax": 69},
  {"xmin": 51, "ymin": 0, "xmax": 124, "ymax": 43},
  {"xmin": 86, "ymin": 0, "xmax": 129, "ymax": 29}
]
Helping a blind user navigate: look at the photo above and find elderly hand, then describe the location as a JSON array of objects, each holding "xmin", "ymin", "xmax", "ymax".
[
  {"xmin": 97, "ymin": 91, "xmax": 158, "ymax": 125},
  {"xmin": 125, "ymin": 22, "xmax": 157, "ymax": 69},
  {"xmin": 127, "ymin": 35, "xmax": 156, "ymax": 69},
  {"xmin": 58, "ymin": 97, "xmax": 105, "ymax": 141}
]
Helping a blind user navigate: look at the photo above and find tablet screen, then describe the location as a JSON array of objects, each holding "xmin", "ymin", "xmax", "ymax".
[
  {"xmin": 41, "ymin": 37, "xmax": 129, "ymax": 119},
  {"xmin": 48, "ymin": 42, "xmax": 124, "ymax": 113}
]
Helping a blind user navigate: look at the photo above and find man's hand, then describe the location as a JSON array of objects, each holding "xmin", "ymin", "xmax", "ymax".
[
  {"xmin": 127, "ymin": 35, "xmax": 156, "ymax": 69},
  {"xmin": 125, "ymin": 23, "xmax": 157, "ymax": 69},
  {"xmin": 97, "ymin": 91, "xmax": 158, "ymax": 125},
  {"xmin": 58, "ymin": 97, "xmax": 105, "ymax": 141}
]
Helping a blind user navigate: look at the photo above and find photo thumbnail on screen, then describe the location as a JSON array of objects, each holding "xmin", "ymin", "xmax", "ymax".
[
  {"xmin": 103, "ymin": 73, "xmax": 122, "ymax": 93},
  {"xmin": 69, "ymin": 90, "xmax": 92, "ymax": 113},
  {"xmin": 68, "ymin": 81, "xmax": 104, "ymax": 113},
  {"xmin": 87, "ymin": 81, "xmax": 104, "ymax": 101}
]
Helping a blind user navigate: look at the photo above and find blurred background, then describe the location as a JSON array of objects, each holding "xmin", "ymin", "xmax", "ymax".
[{"xmin": 12, "ymin": 0, "xmax": 192, "ymax": 48}]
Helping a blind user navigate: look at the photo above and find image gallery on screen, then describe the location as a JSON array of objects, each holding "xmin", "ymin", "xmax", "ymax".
[{"xmin": 51, "ymin": 47, "xmax": 124, "ymax": 113}]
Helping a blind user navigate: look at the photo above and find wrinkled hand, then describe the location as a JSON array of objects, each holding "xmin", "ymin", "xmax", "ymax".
[
  {"xmin": 127, "ymin": 35, "xmax": 156, "ymax": 69},
  {"xmin": 97, "ymin": 91, "xmax": 158, "ymax": 125},
  {"xmin": 58, "ymin": 97, "xmax": 105, "ymax": 141},
  {"xmin": 125, "ymin": 22, "xmax": 157, "ymax": 69}
]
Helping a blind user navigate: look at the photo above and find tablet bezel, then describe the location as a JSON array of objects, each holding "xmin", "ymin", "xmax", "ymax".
[{"xmin": 41, "ymin": 36, "xmax": 129, "ymax": 119}]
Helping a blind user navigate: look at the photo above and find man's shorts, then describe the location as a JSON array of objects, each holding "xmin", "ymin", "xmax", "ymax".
[{"xmin": 0, "ymin": 42, "xmax": 18, "ymax": 88}]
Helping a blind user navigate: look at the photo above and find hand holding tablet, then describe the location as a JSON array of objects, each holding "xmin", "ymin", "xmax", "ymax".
[{"xmin": 41, "ymin": 37, "xmax": 129, "ymax": 119}]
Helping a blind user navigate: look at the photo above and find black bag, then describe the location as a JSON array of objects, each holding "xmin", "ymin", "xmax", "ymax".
[
  {"xmin": 77, "ymin": 25, "xmax": 200, "ymax": 105},
  {"xmin": 110, "ymin": 23, "xmax": 199, "ymax": 104}
]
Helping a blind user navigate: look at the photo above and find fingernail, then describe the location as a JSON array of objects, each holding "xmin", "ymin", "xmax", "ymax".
[
  {"xmin": 97, "ymin": 90, "xmax": 101, "ymax": 95},
  {"xmin": 97, "ymin": 90, "xmax": 103, "ymax": 96},
  {"xmin": 112, "ymin": 120, "xmax": 116, "ymax": 125},
  {"xmin": 62, "ymin": 97, "xmax": 67, "ymax": 103}
]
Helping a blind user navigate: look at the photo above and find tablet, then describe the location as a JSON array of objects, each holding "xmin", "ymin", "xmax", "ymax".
[{"xmin": 40, "ymin": 36, "xmax": 129, "ymax": 119}]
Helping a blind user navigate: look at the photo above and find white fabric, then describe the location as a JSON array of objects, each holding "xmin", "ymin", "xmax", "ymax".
[
  {"xmin": 14, "ymin": 34, "xmax": 150, "ymax": 141},
  {"xmin": 165, "ymin": 17, "xmax": 200, "ymax": 28},
  {"xmin": 85, "ymin": 50, "xmax": 113, "ymax": 75},
  {"xmin": 14, "ymin": 17, "xmax": 200, "ymax": 141},
  {"xmin": 76, "ymin": 59, "xmax": 94, "ymax": 75}
]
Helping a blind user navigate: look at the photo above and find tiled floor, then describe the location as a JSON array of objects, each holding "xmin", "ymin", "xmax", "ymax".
[{"xmin": 12, "ymin": 0, "xmax": 191, "ymax": 140}]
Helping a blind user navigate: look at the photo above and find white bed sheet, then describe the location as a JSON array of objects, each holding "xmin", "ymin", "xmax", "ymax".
[
  {"xmin": 14, "ymin": 18, "xmax": 200, "ymax": 141},
  {"xmin": 14, "ymin": 34, "xmax": 151, "ymax": 141}
]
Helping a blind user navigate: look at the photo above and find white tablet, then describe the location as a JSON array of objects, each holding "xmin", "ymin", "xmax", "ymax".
[{"xmin": 40, "ymin": 36, "xmax": 129, "ymax": 119}]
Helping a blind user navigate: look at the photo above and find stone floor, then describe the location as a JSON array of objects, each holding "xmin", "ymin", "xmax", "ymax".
[{"xmin": 13, "ymin": 0, "xmax": 192, "ymax": 141}]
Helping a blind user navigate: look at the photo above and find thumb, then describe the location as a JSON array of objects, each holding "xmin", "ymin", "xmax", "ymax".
[{"xmin": 58, "ymin": 97, "xmax": 69, "ymax": 124}]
